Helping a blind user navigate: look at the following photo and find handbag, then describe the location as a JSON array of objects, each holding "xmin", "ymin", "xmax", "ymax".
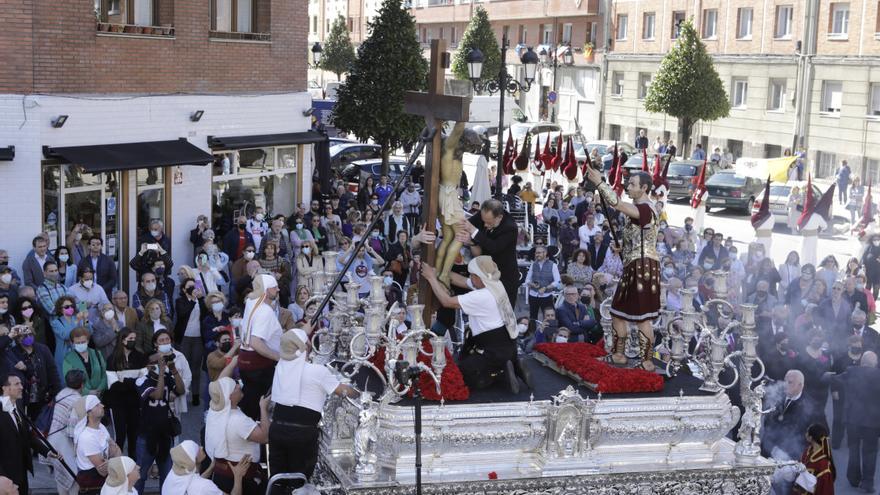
[{"xmin": 169, "ymin": 408, "xmax": 182, "ymax": 437}]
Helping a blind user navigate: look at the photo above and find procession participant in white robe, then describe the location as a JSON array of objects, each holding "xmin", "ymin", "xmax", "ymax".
[
  {"xmin": 162, "ymin": 440, "xmax": 251, "ymax": 495},
  {"xmin": 99, "ymin": 456, "xmax": 139, "ymax": 495}
]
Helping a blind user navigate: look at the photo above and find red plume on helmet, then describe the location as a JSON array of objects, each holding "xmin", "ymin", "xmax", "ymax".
[
  {"xmin": 814, "ymin": 182, "xmax": 836, "ymax": 224},
  {"xmin": 690, "ymin": 159, "xmax": 708, "ymax": 208},
  {"xmin": 563, "ymin": 137, "xmax": 578, "ymax": 180},
  {"xmin": 551, "ymin": 133, "xmax": 564, "ymax": 172},
  {"xmin": 796, "ymin": 174, "xmax": 817, "ymax": 230},
  {"xmin": 750, "ymin": 175, "xmax": 772, "ymax": 228},
  {"xmin": 515, "ymin": 134, "xmax": 530, "ymax": 171},
  {"xmin": 861, "ymin": 179, "xmax": 874, "ymax": 227},
  {"xmin": 540, "ymin": 133, "xmax": 553, "ymax": 171}
]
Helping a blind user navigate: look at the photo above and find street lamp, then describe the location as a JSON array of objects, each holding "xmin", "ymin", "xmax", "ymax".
[
  {"xmin": 311, "ymin": 42, "xmax": 323, "ymax": 68},
  {"xmin": 466, "ymin": 36, "xmax": 539, "ymax": 198}
]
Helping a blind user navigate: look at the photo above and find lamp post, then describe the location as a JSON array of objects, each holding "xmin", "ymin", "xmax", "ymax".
[
  {"xmin": 538, "ymin": 44, "xmax": 575, "ymax": 123},
  {"xmin": 466, "ymin": 35, "xmax": 539, "ymax": 199},
  {"xmin": 311, "ymin": 42, "xmax": 323, "ymax": 68}
]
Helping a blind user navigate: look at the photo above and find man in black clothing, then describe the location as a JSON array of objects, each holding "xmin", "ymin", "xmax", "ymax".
[
  {"xmin": 0, "ymin": 372, "xmax": 52, "ymax": 494},
  {"xmin": 587, "ymin": 230, "xmax": 611, "ymax": 271},
  {"xmin": 457, "ymin": 199, "xmax": 520, "ymax": 306},
  {"xmin": 634, "ymin": 129, "xmax": 649, "ymax": 150},
  {"xmin": 827, "ymin": 351, "xmax": 880, "ymax": 492}
]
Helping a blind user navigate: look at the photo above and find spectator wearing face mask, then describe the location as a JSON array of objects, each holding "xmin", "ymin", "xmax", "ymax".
[
  {"xmin": 68, "ymin": 266, "xmax": 109, "ymax": 313},
  {"xmin": 697, "ymin": 233, "xmax": 728, "ymax": 270},
  {"xmin": 556, "ymin": 285, "xmax": 600, "ymax": 343},
  {"xmin": 230, "ymin": 244, "xmax": 257, "ymax": 284},
  {"xmin": 132, "ymin": 272, "xmax": 172, "ymax": 319},
  {"xmin": 246, "ymin": 208, "xmax": 269, "ymax": 253},
  {"xmin": 222, "ymin": 216, "xmax": 255, "ymax": 263},
  {"xmin": 0, "ymin": 267, "xmax": 18, "ymax": 312},
  {"xmin": 762, "ymin": 332, "xmax": 799, "ymax": 381},
  {"xmin": 8, "ymin": 324, "xmax": 59, "ymax": 421},
  {"xmin": 778, "ymin": 251, "xmax": 801, "ymax": 294},
  {"xmin": 62, "ymin": 326, "xmax": 108, "ymax": 396},
  {"xmin": 785, "ymin": 264, "xmax": 817, "ymax": 306},
  {"xmin": 174, "ymin": 279, "xmax": 206, "ymax": 407},
  {"xmin": 129, "ymin": 243, "xmax": 173, "ymax": 284},
  {"xmin": 91, "ymin": 303, "xmax": 122, "ymax": 360},
  {"xmin": 829, "ymin": 334, "xmax": 865, "ymax": 449},
  {"xmin": 819, "ymin": 281, "xmax": 853, "ymax": 339},
  {"xmin": 206, "ymin": 329, "xmax": 238, "ymax": 383},
  {"xmin": 816, "ymin": 255, "xmax": 839, "ymax": 297},
  {"xmin": 193, "ymin": 251, "xmax": 228, "ymax": 296},
  {"xmin": 104, "ymin": 328, "xmax": 148, "ymax": 460}
]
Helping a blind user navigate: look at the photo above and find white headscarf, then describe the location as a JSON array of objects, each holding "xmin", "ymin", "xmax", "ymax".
[
  {"xmin": 73, "ymin": 395, "xmax": 102, "ymax": 448},
  {"xmin": 100, "ymin": 456, "xmax": 137, "ymax": 495},
  {"xmin": 162, "ymin": 440, "xmax": 200, "ymax": 495},
  {"xmin": 204, "ymin": 377, "xmax": 236, "ymax": 460},
  {"xmin": 467, "ymin": 256, "xmax": 518, "ymax": 339},
  {"xmin": 0, "ymin": 395, "xmax": 14, "ymax": 413},
  {"xmin": 272, "ymin": 328, "xmax": 310, "ymax": 406}
]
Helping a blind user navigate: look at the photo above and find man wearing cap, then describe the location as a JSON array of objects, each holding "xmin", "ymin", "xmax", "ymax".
[
  {"xmin": 421, "ymin": 256, "xmax": 531, "ymax": 394},
  {"xmin": 238, "ymin": 274, "xmax": 283, "ymax": 421},
  {"xmin": 269, "ymin": 328, "xmax": 358, "ymax": 490}
]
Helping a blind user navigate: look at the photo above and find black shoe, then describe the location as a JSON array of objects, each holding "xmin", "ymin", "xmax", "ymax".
[
  {"xmin": 192, "ymin": 395, "xmax": 200, "ymax": 407},
  {"xmin": 514, "ymin": 358, "xmax": 534, "ymax": 391},
  {"xmin": 504, "ymin": 360, "xmax": 520, "ymax": 395}
]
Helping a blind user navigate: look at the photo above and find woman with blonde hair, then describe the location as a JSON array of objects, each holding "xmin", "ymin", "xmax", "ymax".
[{"xmin": 134, "ymin": 298, "xmax": 171, "ymax": 355}]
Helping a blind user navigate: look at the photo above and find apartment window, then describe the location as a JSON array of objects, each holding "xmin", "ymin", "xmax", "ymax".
[
  {"xmin": 562, "ymin": 23, "xmax": 572, "ymax": 44},
  {"xmin": 609, "ymin": 124, "xmax": 622, "ymax": 141},
  {"xmin": 638, "ymin": 73, "xmax": 651, "ymax": 99},
  {"xmin": 768, "ymin": 79, "xmax": 786, "ymax": 111},
  {"xmin": 830, "ymin": 3, "xmax": 850, "ymax": 37},
  {"xmin": 503, "ymin": 25, "xmax": 510, "ymax": 41},
  {"xmin": 439, "ymin": 27, "xmax": 444, "ymax": 40},
  {"xmin": 611, "ymin": 72, "xmax": 624, "ymax": 96},
  {"xmin": 643, "ymin": 13, "xmax": 655, "ymax": 39},
  {"xmin": 518, "ymin": 24, "xmax": 527, "ymax": 44},
  {"xmin": 870, "ymin": 83, "xmax": 880, "ymax": 116},
  {"xmin": 212, "ymin": 0, "xmax": 257, "ymax": 33},
  {"xmin": 671, "ymin": 11, "xmax": 685, "ymax": 38},
  {"xmin": 775, "ymin": 5, "xmax": 793, "ymax": 38},
  {"xmin": 588, "ymin": 22, "xmax": 598, "ymax": 45},
  {"xmin": 736, "ymin": 8, "xmax": 753, "ymax": 39},
  {"xmin": 451, "ymin": 26, "xmax": 456, "ymax": 43},
  {"xmin": 616, "ymin": 14, "xmax": 628, "ymax": 40},
  {"xmin": 543, "ymin": 24, "xmax": 553, "ymax": 44},
  {"xmin": 702, "ymin": 9, "xmax": 718, "ymax": 38},
  {"xmin": 311, "ymin": 16, "xmax": 317, "ymax": 34},
  {"xmin": 821, "ymin": 81, "xmax": 843, "ymax": 113},
  {"xmin": 732, "ymin": 78, "xmax": 748, "ymax": 108}
]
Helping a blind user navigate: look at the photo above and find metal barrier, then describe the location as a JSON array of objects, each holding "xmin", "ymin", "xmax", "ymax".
[{"xmin": 265, "ymin": 472, "xmax": 307, "ymax": 495}]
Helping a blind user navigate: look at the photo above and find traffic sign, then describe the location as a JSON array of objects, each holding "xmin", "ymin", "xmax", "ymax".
[{"xmin": 547, "ymin": 91, "xmax": 557, "ymax": 104}]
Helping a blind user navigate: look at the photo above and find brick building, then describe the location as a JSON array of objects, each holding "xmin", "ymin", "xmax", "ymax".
[
  {"xmin": 0, "ymin": 0, "xmax": 316, "ymax": 294},
  {"xmin": 604, "ymin": 0, "xmax": 880, "ymax": 180},
  {"xmin": 410, "ymin": 0, "xmax": 607, "ymax": 137}
]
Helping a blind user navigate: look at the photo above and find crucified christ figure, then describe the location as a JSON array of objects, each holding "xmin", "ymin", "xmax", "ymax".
[{"xmin": 434, "ymin": 122, "xmax": 483, "ymax": 287}]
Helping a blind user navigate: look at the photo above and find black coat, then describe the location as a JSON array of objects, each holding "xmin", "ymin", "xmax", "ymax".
[
  {"xmin": 761, "ymin": 396, "xmax": 816, "ymax": 459},
  {"xmin": 829, "ymin": 366, "xmax": 880, "ymax": 428},
  {"xmin": 77, "ymin": 254, "xmax": 117, "ymax": 299},
  {"xmin": 8, "ymin": 343, "xmax": 60, "ymax": 406},
  {"xmin": 468, "ymin": 211, "xmax": 520, "ymax": 304},
  {"xmin": 0, "ymin": 405, "xmax": 49, "ymax": 493},
  {"xmin": 173, "ymin": 296, "xmax": 207, "ymax": 344}
]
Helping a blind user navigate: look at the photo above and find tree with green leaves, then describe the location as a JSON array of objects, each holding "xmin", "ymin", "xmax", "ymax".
[
  {"xmin": 332, "ymin": 0, "xmax": 428, "ymax": 172},
  {"xmin": 451, "ymin": 6, "xmax": 500, "ymax": 89},
  {"xmin": 320, "ymin": 15, "xmax": 357, "ymax": 80},
  {"xmin": 644, "ymin": 18, "xmax": 729, "ymax": 158}
]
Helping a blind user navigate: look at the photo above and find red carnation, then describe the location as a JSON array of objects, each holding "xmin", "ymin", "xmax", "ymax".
[{"xmin": 488, "ymin": 471, "xmax": 498, "ymax": 480}]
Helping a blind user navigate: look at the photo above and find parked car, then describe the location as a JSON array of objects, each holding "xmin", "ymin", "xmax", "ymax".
[
  {"xmin": 324, "ymin": 82, "xmax": 342, "ymax": 100},
  {"xmin": 488, "ymin": 122, "xmax": 562, "ymax": 158},
  {"xmin": 329, "ymin": 137, "xmax": 356, "ymax": 147},
  {"xmin": 619, "ymin": 153, "xmax": 668, "ymax": 180},
  {"xmin": 330, "ymin": 143, "xmax": 382, "ymax": 176},
  {"xmin": 704, "ymin": 171, "xmax": 765, "ymax": 214},
  {"xmin": 533, "ymin": 131, "xmax": 589, "ymax": 164},
  {"xmin": 308, "ymin": 80, "xmax": 324, "ymax": 100},
  {"xmin": 341, "ymin": 158, "xmax": 407, "ymax": 190},
  {"xmin": 585, "ymin": 141, "xmax": 637, "ymax": 171},
  {"xmin": 665, "ymin": 159, "xmax": 717, "ymax": 200},
  {"xmin": 749, "ymin": 180, "xmax": 823, "ymax": 224}
]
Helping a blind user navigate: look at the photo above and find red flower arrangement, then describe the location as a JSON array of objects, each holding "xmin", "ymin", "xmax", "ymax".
[
  {"xmin": 368, "ymin": 340, "xmax": 470, "ymax": 401},
  {"xmin": 488, "ymin": 471, "xmax": 498, "ymax": 480},
  {"xmin": 534, "ymin": 342, "xmax": 664, "ymax": 394}
]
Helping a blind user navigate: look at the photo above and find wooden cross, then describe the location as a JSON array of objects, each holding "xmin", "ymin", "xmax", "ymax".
[{"xmin": 404, "ymin": 39, "xmax": 471, "ymax": 324}]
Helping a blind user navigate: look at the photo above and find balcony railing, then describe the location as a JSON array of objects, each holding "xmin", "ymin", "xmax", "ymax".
[
  {"xmin": 96, "ymin": 22, "xmax": 175, "ymax": 36},
  {"xmin": 209, "ymin": 30, "xmax": 272, "ymax": 42}
]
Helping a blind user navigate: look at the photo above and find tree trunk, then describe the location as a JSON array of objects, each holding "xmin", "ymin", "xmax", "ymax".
[
  {"xmin": 677, "ymin": 117, "xmax": 695, "ymax": 160},
  {"xmin": 381, "ymin": 143, "xmax": 390, "ymax": 175}
]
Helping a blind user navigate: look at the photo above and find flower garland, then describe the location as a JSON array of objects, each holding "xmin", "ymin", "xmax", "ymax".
[
  {"xmin": 534, "ymin": 342, "xmax": 664, "ymax": 394},
  {"xmin": 368, "ymin": 340, "xmax": 470, "ymax": 401}
]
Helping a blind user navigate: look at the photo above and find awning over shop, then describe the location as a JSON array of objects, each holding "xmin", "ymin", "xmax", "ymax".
[
  {"xmin": 208, "ymin": 130, "xmax": 333, "ymax": 194},
  {"xmin": 42, "ymin": 138, "xmax": 213, "ymax": 173},
  {"xmin": 207, "ymin": 131, "xmax": 327, "ymax": 151},
  {"xmin": 0, "ymin": 146, "xmax": 13, "ymax": 161}
]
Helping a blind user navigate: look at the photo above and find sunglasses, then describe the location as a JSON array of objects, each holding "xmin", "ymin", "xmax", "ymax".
[{"xmin": 62, "ymin": 305, "xmax": 74, "ymax": 309}]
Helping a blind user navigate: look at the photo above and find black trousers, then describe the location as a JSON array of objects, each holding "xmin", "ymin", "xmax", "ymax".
[
  {"xmin": 240, "ymin": 366, "xmax": 275, "ymax": 421},
  {"xmin": 458, "ymin": 326, "xmax": 517, "ymax": 390},
  {"xmin": 268, "ymin": 422, "xmax": 320, "ymax": 492},
  {"xmin": 111, "ymin": 402, "xmax": 140, "ymax": 458},
  {"xmin": 527, "ymin": 295, "xmax": 554, "ymax": 324},
  {"xmin": 832, "ymin": 393, "xmax": 846, "ymax": 448},
  {"xmin": 848, "ymin": 424, "xmax": 880, "ymax": 490}
]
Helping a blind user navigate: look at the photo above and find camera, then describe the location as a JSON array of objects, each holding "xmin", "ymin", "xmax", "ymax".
[
  {"xmin": 147, "ymin": 243, "xmax": 160, "ymax": 251},
  {"xmin": 163, "ymin": 354, "xmax": 175, "ymax": 364},
  {"xmin": 393, "ymin": 360, "xmax": 421, "ymax": 385}
]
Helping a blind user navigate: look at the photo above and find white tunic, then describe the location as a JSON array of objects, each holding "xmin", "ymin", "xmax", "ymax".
[
  {"xmin": 272, "ymin": 359, "xmax": 340, "ymax": 414},
  {"xmin": 458, "ymin": 288, "xmax": 504, "ymax": 336},
  {"xmin": 242, "ymin": 298, "xmax": 283, "ymax": 354}
]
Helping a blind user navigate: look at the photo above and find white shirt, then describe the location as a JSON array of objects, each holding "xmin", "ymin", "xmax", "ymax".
[
  {"xmin": 272, "ymin": 360, "xmax": 340, "ymax": 413},
  {"xmin": 242, "ymin": 299, "xmax": 283, "ymax": 353},
  {"xmin": 578, "ymin": 224, "xmax": 602, "ymax": 249},
  {"xmin": 183, "ymin": 300, "xmax": 201, "ymax": 338},
  {"xmin": 458, "ymin": 288, "xmax": 504, "ymax": 336},
  {"xmin": 223, "ymin": 409, "xmax": 261, "ymax": 462},
  {"xmin": 76, "ymin": 424, "xmax": 110, "ymax": 471},
  {"xmin": 161, "ymin": 471, "xmax": 224, "ymax": 495}
]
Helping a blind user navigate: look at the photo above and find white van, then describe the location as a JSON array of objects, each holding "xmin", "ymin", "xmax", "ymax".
[{"xmin": 466, "ymin": 95, "xmax": 525, "ymax": 136}]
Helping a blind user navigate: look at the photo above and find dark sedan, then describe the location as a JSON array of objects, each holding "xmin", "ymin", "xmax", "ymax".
[
  {"xmin": 704, "ymin": 171, "xmax": 765, "ymax": 214},
  {"xmin": 665, "ymin": 160, "xmax": 718, "ymax": 200}
]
